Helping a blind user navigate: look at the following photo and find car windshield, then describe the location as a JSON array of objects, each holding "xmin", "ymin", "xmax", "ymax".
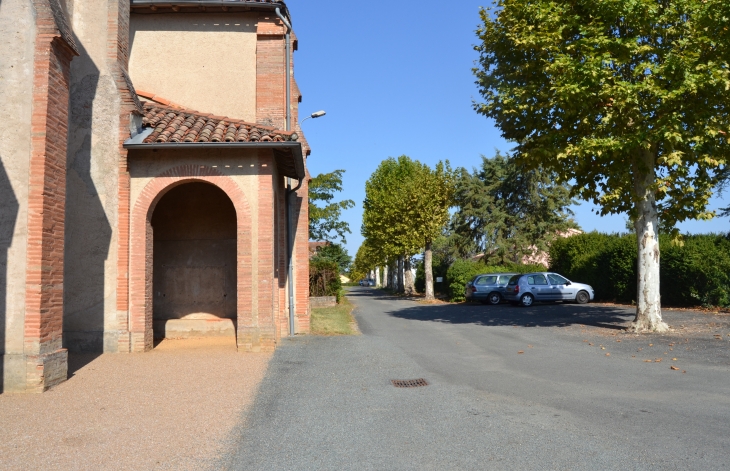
[{"xmin": 507, "ymin": 275, "xmax": 521, "ymax": 286}]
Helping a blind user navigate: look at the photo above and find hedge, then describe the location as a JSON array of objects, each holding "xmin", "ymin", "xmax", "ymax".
[
  {"xmin": 309, "ymin": 258, "xmax": 342, "ymax": 301},
  {"xmin": 445, "ymin": 259, "xmax": 546, "ymax": 302},
  {"xmin": 548, "ymin": 232, "xmax": 730, "ymax": 307}
]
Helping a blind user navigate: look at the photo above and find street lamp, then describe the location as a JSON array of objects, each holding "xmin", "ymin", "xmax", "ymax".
[{"xmin": 300, "ymin": 110, "xmax": 326, "ymax": 125}]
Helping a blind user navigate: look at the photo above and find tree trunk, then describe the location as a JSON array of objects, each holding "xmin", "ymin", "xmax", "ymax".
[
  {"xmin": 403, "ymin": 256, "xmax": 415, "ymax": 296},
  {"xmin": 628, "ymin": 151, "xmax": 669, "ymax": 333},
  {"xmin": 383, "ymin": 264, "xmax": 389, "ymax": 289},
  {"xmin": 375, "ymin": 266, "xmax": 381, "ymax": 287},
  {"xmin": 424, "ymin": 239, "xmax": 434, "ymax": 300},
  {"xmin": 397, "ymin": 256, "xmax": 404, "ymax": 293}
]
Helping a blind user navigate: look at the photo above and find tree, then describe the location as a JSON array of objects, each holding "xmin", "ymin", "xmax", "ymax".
[
  {"xmin": 474, "ymin": 0, "xmax": 730, "ymax": 332},
  {"xmin": 409, "ymin": 161, "xmax": 455, "ymax": 300},
  {"xmin": 309, "ymin": 170, "xmax": 355, "ymax": 243},
  {"xmin": 361, "ymin": 156, "xmax": 454, "ymax": 297},
  {"xmin": 450, "ymin": 152, "xmax": 578, "ymax": 264},
  {"xmin": 311, "ymin": 242, "xmax": 352, "ymax": 274}
]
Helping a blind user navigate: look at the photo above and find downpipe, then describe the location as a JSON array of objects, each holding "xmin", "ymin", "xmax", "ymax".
[{"xmin": 275, "ymin": 7, "xmax": 297, "ymax": 336}]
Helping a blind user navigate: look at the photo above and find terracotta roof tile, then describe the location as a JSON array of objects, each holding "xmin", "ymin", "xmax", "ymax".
[{"xmin": 140, "ymin": 102, "xmax": 298, "ymax": 144}]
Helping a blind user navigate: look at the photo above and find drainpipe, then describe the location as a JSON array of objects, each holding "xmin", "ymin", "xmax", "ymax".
[{"xmin": 276, "ymin": 7, "xmax": 299, "ymax": 337}]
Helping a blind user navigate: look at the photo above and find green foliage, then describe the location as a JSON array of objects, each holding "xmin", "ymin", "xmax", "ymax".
[
  {"xmin": 549, "ymin": 232, "xmax": 730, "ymax": 306},
  {"xmin": 445, "ymin": 259, "xmax": 544, "ymax": 302},
  {"xmin": 311, "ymin": 242, "xmax": 352, "ymax": 274},
  {"xmin": 309, "ymin": 258, "xmax": 342, "ymax": 298},
  {"xmin": 474, "ymin": 0, "xmax": 729, "ymax": 227},
  {"xmin": 361, "ymin": 156, "xmax": 455, "ymax": 265},
  {"xmin": 549, "ymin": 233, "xmax": 637, "ymax": 302},
  {"xmin": 450, "ymin": 152, "xmax": 578, "ymax": 262},
  {"xmin": 309, "ymin": 170, "xmax": 355, "ymax": 244}
]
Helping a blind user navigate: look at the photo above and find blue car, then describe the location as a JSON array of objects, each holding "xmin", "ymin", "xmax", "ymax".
[{"xmin": 465, "ymin": 273, "xmax": 518, "ymax": 305}]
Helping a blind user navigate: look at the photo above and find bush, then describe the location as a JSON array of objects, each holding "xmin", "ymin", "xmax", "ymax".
[
  {"xmin": 415, "ymin": 258, "xmax": 450, "ymax": 295},
  {"xmin": 309, "ymin": 258, "xmax": 342, "ymax": 299},
  {"xmin": 445, "ymin": 259, "xmax": 546, "ymax": 302},
  {"xmin": 548, "ymin": 231, "xmax": 730, "ymax": 307}
]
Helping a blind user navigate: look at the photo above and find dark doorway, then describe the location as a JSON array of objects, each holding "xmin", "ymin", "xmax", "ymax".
[{"xmin": 151, "ymin": 182, "xmax": 237, "ymax": 340}]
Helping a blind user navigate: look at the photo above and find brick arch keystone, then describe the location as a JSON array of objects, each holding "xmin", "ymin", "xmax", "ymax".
[{"xmin": 129, "ymin": 165, "xmax": 252, "ymax": 352}]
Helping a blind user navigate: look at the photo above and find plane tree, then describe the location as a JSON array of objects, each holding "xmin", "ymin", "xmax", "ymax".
[{"xmin": 474, "ymin": 0, "xmax": 730, "ymax": 331}]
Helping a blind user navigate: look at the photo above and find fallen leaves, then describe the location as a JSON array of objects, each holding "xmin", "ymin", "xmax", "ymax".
[
  {"xmin": 605, "ymin": 353, "xmax": 611, "ymax": 356},
  {"xmin": 518, "ymin": 351, "xmax": 524, "ymax": 354},
  {"xmin": 672, "ymin": 357, "xmax": 678, "ymax": 361},
  {"xmin": 649, "ymin": 343, "xmax": 654, "ymax": 347}
]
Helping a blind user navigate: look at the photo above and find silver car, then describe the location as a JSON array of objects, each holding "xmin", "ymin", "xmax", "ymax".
[
  {"xmin": 503, "ymin": 272, "xmax": 595, "ymax": 307},
  {"xmin": 465, "ymin": 273, "xmax": 518, "ymax": 305}
]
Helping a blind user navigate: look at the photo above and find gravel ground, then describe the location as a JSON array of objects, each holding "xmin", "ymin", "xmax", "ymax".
[{"xmin": 0, "ymin": 338, "xmax": 271, "ymax": 471}]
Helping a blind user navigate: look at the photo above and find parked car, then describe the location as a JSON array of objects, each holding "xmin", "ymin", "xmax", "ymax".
[
  {"xmin": 359, "ymin": 279, "xmax": 375, "ymax": 287},
  {"xmin": 465, "ymin": 273, "xmax": 518, "ymax": 305},
  {"xmin": 503, "ymin": 272, "xmax": 594, "ymax": 307}
]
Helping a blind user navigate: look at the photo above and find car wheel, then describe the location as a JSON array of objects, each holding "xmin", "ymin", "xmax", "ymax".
[
  {"xmin": 520, "ymin": 293, "xmax": 534, "ymax": 307},
  {"xmin": 575, "ymin": 290, "xmax": 590, "ymax": 304},
  {"xmin": 487, "ymin": 292, "xmax": 502, "ymax": 305}
]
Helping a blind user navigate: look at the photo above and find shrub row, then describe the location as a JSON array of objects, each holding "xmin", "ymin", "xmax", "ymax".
[
  {"xmin": 309, "ymin": 258, "xmax": 342, "ymax": 302},
  {"xmin": 548, "ymin": 232, "xmax": 730, "ymax": 307},
  {"xmin": 445, "ymin": 259, "xmax": 546, "ymax": 302}
]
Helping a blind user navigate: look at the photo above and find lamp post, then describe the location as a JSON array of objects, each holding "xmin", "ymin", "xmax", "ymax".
[
  {"xmin": 288, "ymin": 109, "xmax": 326, "ymax": 337},
  {"xmin": 300, "ymin": 110, "xmax": 326, "ymax": 125}
]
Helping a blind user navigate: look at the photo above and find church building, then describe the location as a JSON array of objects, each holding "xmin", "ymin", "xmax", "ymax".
[{"xmin": 0, "ymin": 0, "xmax": 310, "ymax": 393}]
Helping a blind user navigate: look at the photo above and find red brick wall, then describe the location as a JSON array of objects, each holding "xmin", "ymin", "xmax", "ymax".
[
  {"xmin": 254, "ymin": 152, "xmax": 277, "ymax": 351},
  {"xmin": 256, "ymin": 16, "xmax": 286, "ymax": 129},
  {"xmin": 24, "ymin": 4, "xmax": 77, "ymax": 390},
  {"xmin": 294, "ymin": 178, "xmax": 310, "ymax": 333},
  {"xmin": 111, "ymin": 0, "xmax": 141, "ymax": 353}
]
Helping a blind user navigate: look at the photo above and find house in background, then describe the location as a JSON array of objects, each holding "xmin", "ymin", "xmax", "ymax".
[{"xmin": 0, "ymin": 0, "xmax": 310, "ymax": 393}]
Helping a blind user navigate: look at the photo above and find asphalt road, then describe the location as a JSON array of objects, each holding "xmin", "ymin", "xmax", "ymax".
[{"xmin": 220, "ymin": 287, "xmax": 730, "ymax": 470}]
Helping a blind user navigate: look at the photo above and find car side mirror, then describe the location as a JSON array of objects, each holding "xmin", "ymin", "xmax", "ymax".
[{"xmin": 566, "ymin": 281, "xmax": 571, "ymax": 286}]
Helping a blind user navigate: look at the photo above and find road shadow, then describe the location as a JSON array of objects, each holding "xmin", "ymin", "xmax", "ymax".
[{"xmin": 347, "ymin": 287, "xmax": 634, "ymax": 329}]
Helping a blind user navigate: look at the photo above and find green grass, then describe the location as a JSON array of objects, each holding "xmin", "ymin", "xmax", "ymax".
[{"xmin": 310, "ymin": 296, "xmax": 358, "ymax": 335}]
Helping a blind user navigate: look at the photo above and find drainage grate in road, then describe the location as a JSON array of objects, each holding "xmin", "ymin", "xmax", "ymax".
[{"xmin": 391, "ymin": 378, "xmax": 429, "ymax": 388}]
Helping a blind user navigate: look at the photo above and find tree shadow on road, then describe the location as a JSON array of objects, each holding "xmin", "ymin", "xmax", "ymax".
[
  {"xmin": 390, "ymin": 302, "xmax": 634, "ymax": 329},
  {"xmin": 348, "ymin": 287, "xmax": 634, "ymax": 329}
]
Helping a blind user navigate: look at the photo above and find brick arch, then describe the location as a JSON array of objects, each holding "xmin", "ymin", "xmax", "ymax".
[{"xmin": 129, "ymin": 165, "xmax": 252, "ymax": 352}]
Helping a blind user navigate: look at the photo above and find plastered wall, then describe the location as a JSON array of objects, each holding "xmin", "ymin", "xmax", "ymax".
[
  {"xmin": 0, "ymin": 0, "xmax": 35, "ymax": 388},
  {"xmin": 129, "ymin": 13, "xmax": 257, "ymax": 121},
  {"xmin": 64, "ymin": 0, "xmax": 122, "ymax": 352}
]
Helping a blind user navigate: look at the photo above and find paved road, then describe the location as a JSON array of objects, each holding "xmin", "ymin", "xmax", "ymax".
[{"xmin": 220, "ymin": 287, "xmax": 730, "ymax": 470}]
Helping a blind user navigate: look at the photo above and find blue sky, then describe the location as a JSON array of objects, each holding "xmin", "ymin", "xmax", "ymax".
[{"xmin": 287, "ymin": 0, "xmax": 729, "ymax": 259}]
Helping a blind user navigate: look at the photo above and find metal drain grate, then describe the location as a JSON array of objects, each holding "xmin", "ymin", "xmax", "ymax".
[{"xmin": 391, "ymin": 378, "xmax": 429, "ymax": 388}]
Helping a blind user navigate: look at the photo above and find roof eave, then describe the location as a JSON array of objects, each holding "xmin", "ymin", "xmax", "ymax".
[{"xmin": 123, "ymin": 141, "xmax": 305, "ymax": 180}]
